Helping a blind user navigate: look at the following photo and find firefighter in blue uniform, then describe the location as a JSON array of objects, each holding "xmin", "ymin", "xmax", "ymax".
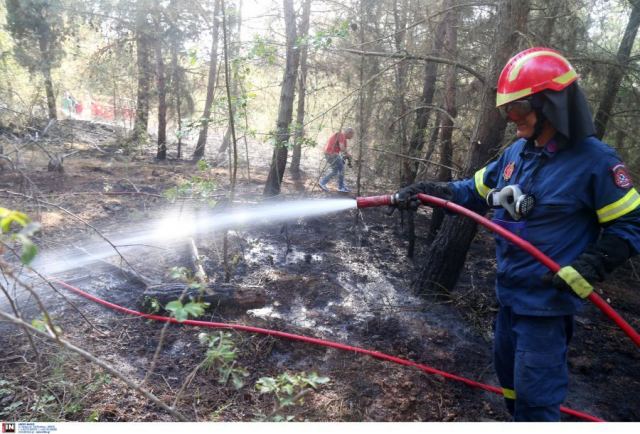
[{"xmin": 395, "ymin": 47, "xmax": 640, "ymax": 421}]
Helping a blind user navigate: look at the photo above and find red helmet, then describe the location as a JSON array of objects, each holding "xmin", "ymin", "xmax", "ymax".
[{"xmin": 496, "ymin": 47, "xmax": 578, "ymax": 107}]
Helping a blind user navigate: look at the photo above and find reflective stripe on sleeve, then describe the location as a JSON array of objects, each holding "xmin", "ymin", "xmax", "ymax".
[
  {"xmin": 557, "ymin": 266, "xmax": 594, "ymax": 299},
  {"xmin": 596, "ymin": 188, "xmax": 640, "ymax": 223},
  {"xmin": 474, "ymin": 167, "xmax": 490, "ymax": 199},
  {"xmin": 502, "ymin": 388, "xmax": 516, "ymax": 400}
]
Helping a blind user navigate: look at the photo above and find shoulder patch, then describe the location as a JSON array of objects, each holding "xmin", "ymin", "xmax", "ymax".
[
  {"xmin": 612, "ymin": 163, "xmax": 633, "ymax": 189},
  {"xmin": 503, "ymin": 161, "xmax": 515, "ymax": 181}
]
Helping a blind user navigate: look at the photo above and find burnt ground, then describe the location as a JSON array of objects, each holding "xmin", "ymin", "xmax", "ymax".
[{"xmin": 0, "ymin": 119, "xmax": 639, "ymax": 422}]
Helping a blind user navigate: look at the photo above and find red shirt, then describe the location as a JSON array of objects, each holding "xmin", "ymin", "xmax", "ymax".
[{"xmin": 324, "ymin": 132, "xmax": 347, "ymax": 154}]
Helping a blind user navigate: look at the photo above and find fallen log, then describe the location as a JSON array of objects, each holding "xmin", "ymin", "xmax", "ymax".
[{"xmin": 139, "ymin": 282, "xmax": 266, "ymax": 313}]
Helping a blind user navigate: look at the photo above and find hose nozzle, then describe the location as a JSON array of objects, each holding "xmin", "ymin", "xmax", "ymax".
[{"xmin": 356, "ymin": 195, "xmax": 395, "ymax": 208}]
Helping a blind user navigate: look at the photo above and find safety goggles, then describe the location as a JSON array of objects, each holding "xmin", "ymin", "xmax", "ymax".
[{"xmin": 500, "ymin": 98, "xmax": 533, "ymax": 121}]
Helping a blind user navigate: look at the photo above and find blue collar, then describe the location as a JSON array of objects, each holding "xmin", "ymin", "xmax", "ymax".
[{"xmin": 521, "ymin": 138, "xmax": 559, "ymax": 159}]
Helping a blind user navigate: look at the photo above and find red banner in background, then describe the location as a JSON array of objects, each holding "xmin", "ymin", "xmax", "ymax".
[{"xmin": 89, "ymin": 100, "xmax": 134, "ymax": 122}]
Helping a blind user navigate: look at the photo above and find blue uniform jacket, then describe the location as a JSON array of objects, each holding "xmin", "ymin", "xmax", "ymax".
[{"xmin": 450, "ymin": 136, "xmax": 640, "ymax": 316}]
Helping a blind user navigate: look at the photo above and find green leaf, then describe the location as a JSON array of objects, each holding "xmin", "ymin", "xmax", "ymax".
[
  {"xmin": 164, "ymin": 187, "xmax": 178, "ymax": 202},
  {"xmin": 31, "ymin": 318, "xmax": 47, "ymax": 332},
  {"xmin": 0, "ymin": 380, "xmax": 13, "ymax": 397},
  {"xmin": 20, "ymin": 238, "xmax": 38, "ymax": 265},
  {"xmin": 0, "ymin": 400, "xmax": 23, "ymax": 415},
  {"xmin": 165, "ymin": 300, "xmax": 183, "ymax": 310},
  {"xmin": 280, "ymin": 372, "xmax": 297, "ymax": 386},
  {"xmin": 0, "ymin": 208, "xmax": 30, "ymax": 232},
  {"xmin": 256, "ymin": 377, "xmax": 278, "ymax": 394},
  {"xmin": 197, "ymin": 159, "xmax": 209, "ymax": 171},
  {"xmin": 165, "ymin": 300, "xmax": 188, "ymax": 322},
  {"xmin": 183, "ymin": 301, "xmax": 209, "ymax": 318},
  {"xmin": 188, "ymin": 48, "xmax": 198, "ymax": 66},
  {"xmin": 1, "ymin": 217, "xmax": 11, "ymax": 233},
  {"xmin": 281, "ymin": 383, "xmax": 294, "ymax": 396},
  {"xmin": 230, "ymin": 368, "xmax": 249, "ymax": 390},
  {"xmin": 31, "ymin": 318, "xmax": 61, "ymax": 335},
  {"xmin": 188, "ymin": 281, "xmax": 203, "ymax": 290},
  {"xmin": 279, "ymin": 396, "xmax": 295, "ymax": 407},
  {"xmin": 169, "ymin": 266, "xmax": 189, "ymax": 280},
  {"xmin": 145, "ymin": 297, "xmax": 161, "ymax": 314},
  {"xmin": 218, "ymin": 365, "xmax": 232, "ymax": 384},
  {"xmin": 303, "ymin": 372, "xmax": 330, "ymax": 388}
]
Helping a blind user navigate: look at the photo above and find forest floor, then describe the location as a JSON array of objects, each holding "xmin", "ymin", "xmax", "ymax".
[{"xmin": 0, "ymin": 119, "xmax": 639, "ymax": 422}]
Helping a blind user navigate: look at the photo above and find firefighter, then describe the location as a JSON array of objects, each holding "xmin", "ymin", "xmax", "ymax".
[
  {"xmin": 395, "ymin": 47, "xmax": 640, "ymax": 421},
  {"xmin": 319, "ymin": 127, "xmax": 354, "ymax": 193}
]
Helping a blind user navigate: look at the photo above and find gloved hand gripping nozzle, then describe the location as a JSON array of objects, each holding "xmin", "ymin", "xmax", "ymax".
[{"xmin": 392, "ymin": 181, "xmax": 453, "ymax": 210}]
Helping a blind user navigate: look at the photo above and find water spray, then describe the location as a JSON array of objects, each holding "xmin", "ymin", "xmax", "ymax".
[
  {"xmin": 355, "ymin": 193, "xmax": 640, "ymax": 348},
  {"xmin": 29, "ymin": 198, "xmax": 357, "ymax": 277}
]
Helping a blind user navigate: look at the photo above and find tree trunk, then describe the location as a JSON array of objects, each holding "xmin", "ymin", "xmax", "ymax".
[
  {"xmin": 355, "ymin": 0, "xmax": 366, "ymax": 197},
  {"xmin": 171, "ymin": 44, "xmax": 183, "ymax": 159},
  {"xmin": 539, "ymin": 0, "xmax": 561, "ymax": 45},
  {"xmin": 222, "ymin": 0, "xmax": 240, "ymax": 282},
  {"xmin": 290, "ymin": 0, "xmax": 312, "ymax": 180},
  {"xmin": 42, "ymin": 62, "xmax": 57, "ymax": 121},
  {"xmin": 263, "ymin": 0, "xmax": 300, "ymax": 196},
  {"xmin": 355, "ymin": 18, "xmax": 381, "ymax": 177},
  {"xmin": 357, "ymin": 0, "xmax": 382, "ymax": 146},
  {"xmin": 133, "ymin": 0, "xmax": 152, "ymax": 143},
  {"xmin": 393, "ymin": 0, "xmax": 409, "ymax": 184},
  {"xmin": 403, "ymin": 10, "xmax": 447, "ymax": 185},
  {"xmin": 38, "ymin": 34, "xmax": 57, "ymax": 120},
  {"xmin": 557, "ymin": 3, "xmax": 580, "ymax": 54},
  {"xmin": 216, "ymin": 2, "xmax": 242, "ymax": 161},
  {"xmin": 593, "ymin": 1, "xmax": 640, "ymax": 140},
  {"xmin": 167, "ymin": 0, "xmax": 183, "ymax": 158},
  {"xmin": 416, "ymin": 0, "xmax": 530, "ymax": 294},
  {"xmin": 154, "ymin": 2, "xmax": 167, "ymax": 160},
  {"xmin": 193, "ymin": 0, "xmax": 221, "ymax": 160},
  {"xmin": 428, "ymin": 4, "xmax": 458, "ymax": 240},
  {"xmin": 424, "ymin": 110, "xmax": 442, "ymax": 170}
]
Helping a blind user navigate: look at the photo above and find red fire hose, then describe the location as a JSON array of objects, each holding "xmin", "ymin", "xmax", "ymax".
[
  {"xmin": 53, "ymin": 278, "xmax": 602, "ymax": 421},
  {"xmin": 356, "ymin": 193, "xmax": 640, "ymax": 348}
]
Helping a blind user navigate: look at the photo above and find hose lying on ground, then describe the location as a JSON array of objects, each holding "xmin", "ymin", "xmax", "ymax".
[{"xmin": 53, "ymin": 278, "xmax": 602, "ymax": 422}]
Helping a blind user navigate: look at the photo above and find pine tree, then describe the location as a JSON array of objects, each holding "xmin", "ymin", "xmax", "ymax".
[{"xmin": 5, "ymin": 0, "xmax": 68, "ymax": 120}]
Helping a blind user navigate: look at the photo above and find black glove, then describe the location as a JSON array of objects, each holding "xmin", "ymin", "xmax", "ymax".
[
  {"xmin": 394, "ymin": 181, "xmax": 453, "ymax": 210},
  {"xmin": 543, "ymin": 234, "xmax": 631, "ymax": 298}
]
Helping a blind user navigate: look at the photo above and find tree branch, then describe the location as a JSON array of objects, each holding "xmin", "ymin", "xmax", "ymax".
[
  {"xmin": 0, "ymin": 309, "xmax": 188, "ymax": 421},
  {"xmin": 334, "ymin": 48, "xmax": 486, "ymax": 83}
]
